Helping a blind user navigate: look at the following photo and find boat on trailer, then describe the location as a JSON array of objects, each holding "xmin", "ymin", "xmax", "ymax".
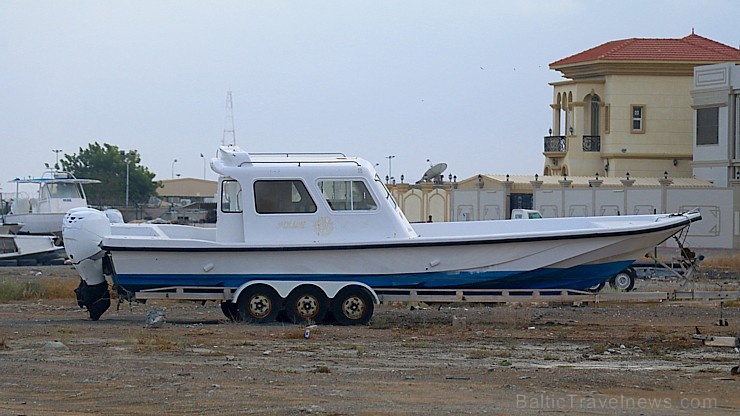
[{"xmin": 62, "ymin": 145, "xmax": 701, "ymax": 323}]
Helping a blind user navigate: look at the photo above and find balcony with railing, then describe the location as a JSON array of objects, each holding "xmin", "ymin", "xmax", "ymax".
[
  {"xmin": 582, "ymin": 135, "xmax": 601, "ymax": 152},
  {"xmin": 544, "ymin": 136, "xmax": 566, "ymax": 154}
]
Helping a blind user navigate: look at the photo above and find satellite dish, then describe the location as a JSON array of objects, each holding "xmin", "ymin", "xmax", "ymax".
[{"xmin": 417, "ymin": 162, "xmax": 447, "ymax": 184}]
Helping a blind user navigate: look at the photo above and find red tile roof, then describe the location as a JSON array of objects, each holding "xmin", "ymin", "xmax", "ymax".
[{"xmin": 551, "ymin": 33, "xmax": 740, "ymax": 67}]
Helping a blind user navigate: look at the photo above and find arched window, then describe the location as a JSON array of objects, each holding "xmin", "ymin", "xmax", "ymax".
[
  {"xmin": 566, "ymin": 92, "xmax": 573, "ymax": 134},
  {"xmin": 589, "ymin": 95, "xmax": 601, "ymax": 136},
  {"xmin": 556, "ymin": 93, "xmax": 563, "ymax": 135}
]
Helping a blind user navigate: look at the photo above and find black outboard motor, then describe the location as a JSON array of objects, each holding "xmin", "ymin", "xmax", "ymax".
[{"xmin": 74, "ymin": 278, "xmax": 110, "ymax": 321}]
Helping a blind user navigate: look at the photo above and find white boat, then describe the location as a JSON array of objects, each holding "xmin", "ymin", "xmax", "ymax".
[
  {"xmin": 62, "ymin": 145, "xmax": 701, "ymax": 321},
  {"xmin": 0, "ymin": 233, "xmax": 65, "ymax": 266},
  {"xmin": 5, "ymin": 169, "xmax": 100, "ymax": 235}
]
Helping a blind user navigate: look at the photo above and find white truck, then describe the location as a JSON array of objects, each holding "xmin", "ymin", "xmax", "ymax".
[{"xmin": 511, "ymin": 209, "xmax": 543, "ymax": 219}]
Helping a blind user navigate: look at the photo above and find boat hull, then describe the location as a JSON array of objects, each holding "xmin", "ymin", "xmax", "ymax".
[
  {"xmin": 105, "ymin": 218, "xmax": 690, "ymax": 294},
  {"xmin": 0, "ymin": 234, "xmax": 66, "ymax": 264},
  {"xmin": 4, "ymin": 213, "xmax": 66, "ymax": 235}
]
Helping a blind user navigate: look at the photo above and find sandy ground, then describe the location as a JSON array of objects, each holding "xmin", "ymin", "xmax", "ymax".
[{"xmin": 1, "ymin": 265, "xmax": 739, "ymax": 415}]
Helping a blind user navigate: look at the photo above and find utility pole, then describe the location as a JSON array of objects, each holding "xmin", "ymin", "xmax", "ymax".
[{"xmin": 120, "ymin": 150, "xmax": 131, "ymax": 207}]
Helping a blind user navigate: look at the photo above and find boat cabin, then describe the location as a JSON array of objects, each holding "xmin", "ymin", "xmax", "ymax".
[
  {"xmin": 210, "ymin": 146, "xmax": 417, "ymax": 244},
  {"xmin": 9, "ymin": 171, "xmax": 96, "ymax": 216}
]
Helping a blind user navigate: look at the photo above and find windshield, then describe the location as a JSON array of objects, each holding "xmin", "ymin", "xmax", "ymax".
[{"xmin": 40, "ymin": 183, "xmax": 82, "ymax": 200}]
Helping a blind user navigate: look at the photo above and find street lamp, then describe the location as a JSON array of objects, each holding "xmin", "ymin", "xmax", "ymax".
[
  {"xmin": 385, "ymin": 155, "xmax": 395, "ymax": 181},
  {"xmin": 172, "ymin": 159, "xmax": 178, "ymax": 179},
  {"xmin": 120, "ymin": 150, "xmax": 131, "ymax": 207},
  {"xmin": 200, "ymin": 153, "xmax": 206, "ymax": 179},
  {"xmin": 52, "ymin": 149, "xmax": 62, "ymax": 169}
]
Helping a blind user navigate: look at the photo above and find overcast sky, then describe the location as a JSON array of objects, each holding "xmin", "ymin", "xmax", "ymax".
[{"xmin": 1, "ymin": 0, "xmax": 738, "ymax": 191}]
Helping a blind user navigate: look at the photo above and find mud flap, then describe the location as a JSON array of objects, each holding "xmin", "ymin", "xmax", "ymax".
[{"xmin": 74, "ymin": 279, "xmax": 111, "ymax": 321}]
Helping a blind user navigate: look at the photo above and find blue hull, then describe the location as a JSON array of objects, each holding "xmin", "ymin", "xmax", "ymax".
[{"xmin": 113, "ymin": 260, "xmax": 634, "ymax": 294}]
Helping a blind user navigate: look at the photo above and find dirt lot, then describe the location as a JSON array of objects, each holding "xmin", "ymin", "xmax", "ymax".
[{"xmin": 1, "ymin": 265, "xmax": 739, "ymax": 415}]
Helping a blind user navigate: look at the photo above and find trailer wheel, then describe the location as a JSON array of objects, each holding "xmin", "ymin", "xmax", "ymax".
[
  {"xmin": 220, "ymin": 301, "xmax": 242, "ymax": 322},
  {"xmin": 237, "ymin": 284, "xmax": 281, "ymax": 323},
  {"xmin": 586, "ymin": 281, "xmax": 606, "ymax": 293},
  {"xmin": 285, "ymin": 285, "xmax": 328, "ymax": 324},
  {"xmin": 609, "ymin": 267, "xmax": 636, "ymax": 292},
  {"xmin": 331, "ymin": 286, "xmax": 374, "ymax": 326}
]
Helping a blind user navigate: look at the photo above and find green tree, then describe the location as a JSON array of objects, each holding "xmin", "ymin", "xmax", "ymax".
[{"xmin": 61, "ymin": 142, "xmax": 160, "ymax": 207}]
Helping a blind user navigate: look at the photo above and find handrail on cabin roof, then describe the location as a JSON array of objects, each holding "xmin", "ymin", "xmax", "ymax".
[
  {"xmin": 250, "ymin": 152, "xmax": 347, "ymax": 157},
  {"xmin": 240, "ymin": 159, "xmax": 362, "ymax": 167}
]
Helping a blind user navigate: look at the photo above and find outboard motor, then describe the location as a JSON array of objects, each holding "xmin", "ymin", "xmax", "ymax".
[
  {"xmin": 103, "ymin": 208, "xmax": 125, "ymax": 224},
  {"xmin": 63, "ymin": 207, "xmax": 113, "ymax": 320}
]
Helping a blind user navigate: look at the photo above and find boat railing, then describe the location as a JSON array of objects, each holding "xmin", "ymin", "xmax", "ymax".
[
  {"xmin": 250, "ymin": 152, "xmax": 347, "ymax": 158},
  {"xmin": 244, "ymin": 159, "xmax": 361, "ymax": 167}
]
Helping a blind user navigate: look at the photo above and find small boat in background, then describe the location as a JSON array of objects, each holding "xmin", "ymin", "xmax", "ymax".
[
  {"xmin": 0, "ymin": 233, "xmax": 65, "ymax": 266},
  {"xmin": 5, "ymin": 168, "xmax": 99, "ymax": 236}
]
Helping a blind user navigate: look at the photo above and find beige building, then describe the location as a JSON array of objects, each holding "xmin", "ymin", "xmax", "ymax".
[
  {"xmin": 149, "ymin": 178, "xmax": 218, "ymax": 224},
  {"xmin": 158, "ymin": 178, "xmax": 217, "ymax": 205},
  {"xmin": 389, "ymin": 182, "xmax": 452, "ymax": 223},
  {"xmin": 544, "ymin": 33, "xmax": 740, "ymax": 178}
]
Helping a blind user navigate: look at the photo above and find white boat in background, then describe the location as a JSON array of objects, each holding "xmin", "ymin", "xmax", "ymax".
[
  {"xmin": 62, "ymin": 145, "xmax": 701, "ymax": 322},
  {"xmin": 0, "ymin": 234, "xmax": 65, "ymax": 266},
  {"xmin": 5, "ymin": 169, "xmax": 99, "ymax": 235}
]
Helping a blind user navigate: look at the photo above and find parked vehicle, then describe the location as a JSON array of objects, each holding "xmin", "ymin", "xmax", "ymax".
[{"xmin": 511, "ymin": 209, "xmax": 543, "ymax": 219}]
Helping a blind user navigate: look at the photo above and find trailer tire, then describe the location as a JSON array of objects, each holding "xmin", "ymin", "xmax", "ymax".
[
  {"xmin": 220, "ymin": 301, "xmax": 242, "ymax": 322},
  {"xmin": 284, "ymin": 285, "xmax": 329, "ymax": 324},
  {"xmin": 609, "ymin": 267, "xmax": 636, "ymax": 292},
  {"xmin": 586, "ymin": 281, "xmax": 606, "ymax": 293},
  {"xmin": 237, "ymin": 284, "xmax": 281, "ymax": 323},
  {"xmin": 331, "ymin": 286, "xmax": 374, "ymax": 326}
]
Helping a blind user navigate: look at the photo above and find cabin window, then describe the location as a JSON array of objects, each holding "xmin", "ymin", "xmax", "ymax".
[
  {"xmin": 221, "ymin": 180, "xmax": 243, "ymax": 213},
  {"xmin": 318, "ymin": 180, "xmax": 377, "ymax": 211},
  {"xmin": 254, "ymin": 180, "xmax": 317, "ymax": 214},
  {"xmin": 40, "ymin": 183, "xmax": 82, "ymax": 200}
]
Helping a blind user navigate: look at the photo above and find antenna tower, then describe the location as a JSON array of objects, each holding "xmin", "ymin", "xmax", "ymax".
[{"xmin": 222, "ymin": 90, "xmax": 236, "ymax": 146}]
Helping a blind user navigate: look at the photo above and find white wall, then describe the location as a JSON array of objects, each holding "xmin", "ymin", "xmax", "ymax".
[{"xmin": 530, "ymin": 187, "xmax": 733, "ymax": 248}]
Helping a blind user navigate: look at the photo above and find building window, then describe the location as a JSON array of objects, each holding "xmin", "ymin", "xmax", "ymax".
[
  {"xmin": 696, "ymin": 107, "xmax": 719, "ymax": 145},
  {"xmin": 254, "ymin": 180, "xmax": 317, "ymax": 214},
  {"xmin": 604, "ymin": 105, "xmax": 610, "ymax": 133},
  {"xmin": 631, "ymin": 105, "xmax": 645, "ymax": 133},
  {"xmin": 589, "ymin": 95, "xmax": 600, "ymax": 136}
]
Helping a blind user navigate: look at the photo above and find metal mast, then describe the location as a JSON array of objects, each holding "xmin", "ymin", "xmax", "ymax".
[{"xmin": 222, "ymin": 90, "xmax": 236, "ymax": 146}]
